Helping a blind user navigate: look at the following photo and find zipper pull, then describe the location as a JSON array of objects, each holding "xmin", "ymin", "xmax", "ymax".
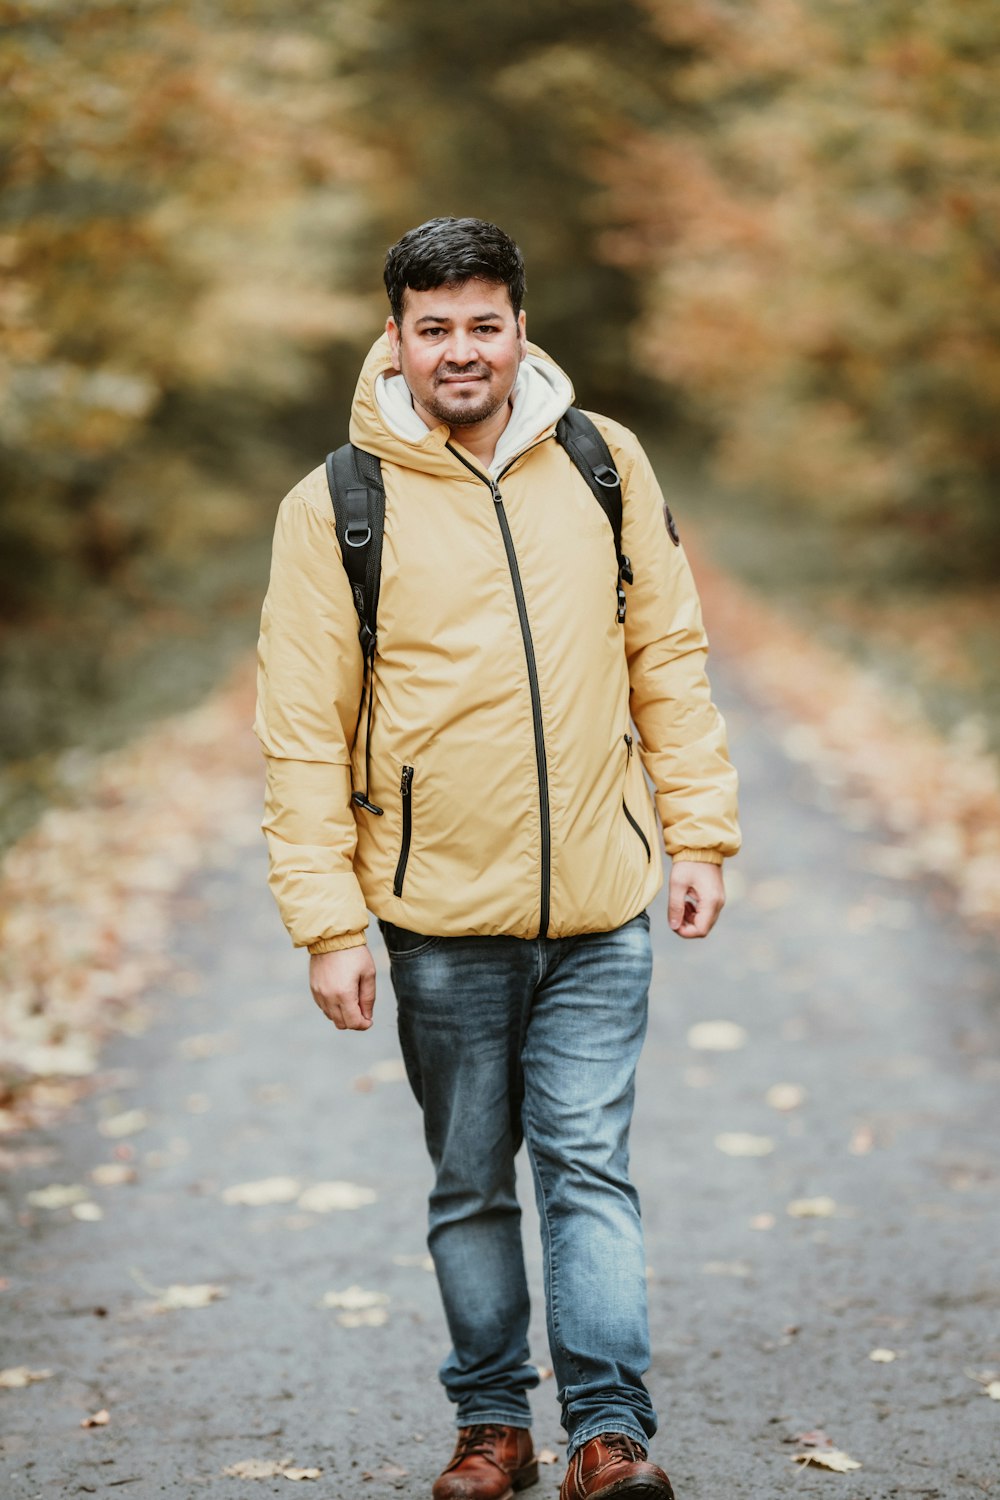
[
  {"xmin": 490, "ymin": 480, "xmax": 503, "ymax": 505},
  {"xmin": 624, "ymin": 733, "xmax": 633, "ymax": 761},
  {"xmin": 400, "ymin": 765, "xmax": 413, "ymax": 797},
  {"xmin": 352, "ymin": 791, "xmax": 384, "ymax": 816}
]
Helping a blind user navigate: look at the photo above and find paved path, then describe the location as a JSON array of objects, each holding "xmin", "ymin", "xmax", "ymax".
[{"xmin": 2, "ymin": 662, "xmax": 998, "ymax": 1498}]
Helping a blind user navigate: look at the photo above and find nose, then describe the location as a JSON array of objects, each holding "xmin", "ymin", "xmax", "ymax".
[{"xmin": 442, "ymin": 330, "xmax": 479, "ymax": 367}]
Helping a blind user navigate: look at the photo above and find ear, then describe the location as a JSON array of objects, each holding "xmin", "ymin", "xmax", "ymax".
[
  {"xmin": 517, "ymin": 309, "xmax": 527, "ymax": 360},
  {"xmin": 386, "ymin": 317, "xmax": 402, "ymax": 371}
]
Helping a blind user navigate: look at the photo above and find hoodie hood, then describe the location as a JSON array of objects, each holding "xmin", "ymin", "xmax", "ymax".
[{"xmin": 349, "ymin": 333, "xmax": 575, "ymax": 477}]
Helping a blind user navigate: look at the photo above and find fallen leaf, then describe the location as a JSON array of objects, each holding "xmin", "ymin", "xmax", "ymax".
[
  {"xmin": 364, "ymin": 1059, "xmax": 408, "ymax": 1085},
  {"xmin": 320, "ymin": 1285, "xmax": 389, "ymax": 1327},
  {"xmin": 537, "ymin": 1449, "xmax": 560, "ymax": 1465},
  {"xmin": 283, "ymin": 1468, "xmax": 322, "ymax": 1481},
  {"xmin": 98, "ymin": 1109, "xmax": 149, "ymax": 1139},
  {"xmin": 391, "ymin": 1254, "xmax": 434, "ymax": 1272},
  {"xmin": 715, "ymin": 1132, "xmax": 775, "ymax": 1157},
  {"xmin": 296, "ymin": 1181, "xmax": 377, "ymax": 1213},
  {"xmin": 91, "ymin": 1163, "xmax": 136, "ymax": 1186},
  {"xmin": 986, "ymin": 1382, "xmax": 1000, "ymax": 1401},
  {"xmin": 361, "ymin": 1463, "xmax": 408, "ymax": 1481},
  {"xmin": 71, "ymin": 1201, "xmax": 103, "ymax": 1221},
  {"xmin": 224, "ymin": 1459, "xmax": 285, "ymax": 1478},
  {"xmin": 750, "ymin": 1213, "xmax": 776, "ymax": 1230},
  {"xmin": 536, "ymin": 1365, "xmax": 553, "ymax": 1381},
  {"xmin": 787, "ymin": 1428, "xmax": 861, "ymax": 1472},
  {"xmin": 26, "ymin": 1182, "xmax": 89, "ymax": 1209},
  {"xmin": 869, "ymin": 1348, "xmax": 897, "ymax": 1362},
  {"xmin": 320, "ymin": 1285, "xmax": 389, "ymax": 1311},
  {"xmin": 156, "ymin": 1282, "xmax": 228, "ymax": 1310},
  {"xmin": 687, "ymin": 1021, "xmax": 747, "ymax": 1052},
  {"xmin": 0, "ymin": 1366, "xmax": 53, "ymax": 1388},
  {"xmin": 222, "ymin": 1176, "xmax": 301, "ymax": 1206},
  {"xmin": 765, "ymin": 1083, "xmax": 806, "ymax": 1111},
  {"xmin": 849, "ymin": 1125, "xmax": 875, "ymax": 1155},
  {"xmin": 786, "ymin": 1196, "xmax": 837, "ymax": 1218},
  {"xmin": 338, "ymin": 1308, "xmax": 389, "ymax": 1328},
  {"xmin": 790, "ymin": 1448, "xmax": 861, "ymax": 1473},
  {"xmin": 81, "ymin": 1409, "xmax": 110, "ymax": 1427}
]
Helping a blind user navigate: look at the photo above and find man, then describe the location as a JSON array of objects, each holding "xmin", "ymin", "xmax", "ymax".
[{"xmin": 255, "ymin": 217, "xmax": 740, "ymax": 1500}]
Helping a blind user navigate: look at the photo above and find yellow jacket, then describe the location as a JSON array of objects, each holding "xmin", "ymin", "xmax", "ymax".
[{"xmin": 255, "ymin": 336, "xmax": 740, "ymax": 952}]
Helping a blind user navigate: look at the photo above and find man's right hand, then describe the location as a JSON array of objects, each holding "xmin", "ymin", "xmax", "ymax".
[{"xmin": 309, "ymin": 946, "xmax": 377, "ymax": 1031}]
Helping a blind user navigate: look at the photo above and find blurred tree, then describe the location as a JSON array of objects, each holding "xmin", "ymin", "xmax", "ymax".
[
  {"xmin": 344, "ymin": 0, "xmax": 684, "ymax": 416},
  {"xmin": 0, "ymin": 0, "xmax": 374, "ymax": 619},
  {"xmin": 599, "ymin": 0, "xmax": 1000, "ymax": 572}
]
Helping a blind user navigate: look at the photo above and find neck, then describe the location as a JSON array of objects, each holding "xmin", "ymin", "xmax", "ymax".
[{"xmin": 413, "ymin": 396, "xmax": 514, "ymax": 470}]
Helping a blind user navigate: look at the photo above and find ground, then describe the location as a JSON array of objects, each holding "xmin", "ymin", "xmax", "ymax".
[{"xmin": 1, "ymin": 659, "xmax": 998, "ymax": 1499}]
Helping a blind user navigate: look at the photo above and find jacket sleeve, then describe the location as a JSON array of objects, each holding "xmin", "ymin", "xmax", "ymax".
[
  {"xmin": 600, "ymin": 420, "xmax": 741, "ymax": 864},
  {"xmin": 254, "ymin": 473, "xmax": 369, "ymax": 951}
]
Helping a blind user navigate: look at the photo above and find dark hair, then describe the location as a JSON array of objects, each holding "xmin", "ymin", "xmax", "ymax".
[{"xmin": 383, "ymin": 217, "xmax": 526, "ymax": 325}]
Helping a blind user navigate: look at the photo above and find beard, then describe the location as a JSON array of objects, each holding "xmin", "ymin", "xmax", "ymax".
[{"xmin": 421, "ymin": 368, "xmax": 507, "ymax": 427}]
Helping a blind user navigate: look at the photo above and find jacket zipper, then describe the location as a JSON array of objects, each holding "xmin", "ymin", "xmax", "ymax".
[
  {"xmin": 622, "ymin": 734, "xmax": 651, "ymax": 861},
  {"xmin": 393, "ymin": 764, "xmax": 414, "ymax": 897},
  {"xmin": 446, "ymin": 441, "xmax": 551, "ymax": 937}
]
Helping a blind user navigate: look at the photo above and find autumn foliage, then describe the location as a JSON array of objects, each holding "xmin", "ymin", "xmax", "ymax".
[{"xmin": 599, "ymin": 0, "xmax": 1000, "ymax": 563}]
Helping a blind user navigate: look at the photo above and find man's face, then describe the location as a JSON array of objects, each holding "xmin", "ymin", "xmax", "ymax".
[{"xmin": 386, "ymin": 278, "xmax": 527, "ymax": 430}]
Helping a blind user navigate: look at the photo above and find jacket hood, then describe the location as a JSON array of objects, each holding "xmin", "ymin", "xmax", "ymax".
[{"xmin": 348, "ymin": 333, "xmax": 575, "ymax": 477}]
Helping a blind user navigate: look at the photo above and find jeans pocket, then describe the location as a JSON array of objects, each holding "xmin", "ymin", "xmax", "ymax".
[{"xmin": 378, "ymin": 918, "xmax": 441, "ymax": 959}]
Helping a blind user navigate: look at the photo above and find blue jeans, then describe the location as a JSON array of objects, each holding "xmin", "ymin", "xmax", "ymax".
[{"xmin": 381, "ymin": 912, "xmax": 657, "ymax": 1458}]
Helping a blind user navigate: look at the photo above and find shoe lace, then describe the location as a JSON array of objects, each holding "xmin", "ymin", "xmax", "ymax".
[
  {"xmin": 599, "ymin": 1432, "xmax": 646, "ymax": 1463},
  {"xmin": 455, "ymin": 1424, "xmax": 508, "ymax": 1460}
]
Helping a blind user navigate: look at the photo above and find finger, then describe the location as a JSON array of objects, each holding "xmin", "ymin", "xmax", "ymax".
[
  {"xmin": 682, "ymin": 896, "xmax": 723, "ymax": 939},
  {"xmin": 667, "ymin": 874, "xmax": 688, "ymax": 932},
  {"xmin": 357, "ymin": 967, "xmax": 376, "ymax": 1023}
]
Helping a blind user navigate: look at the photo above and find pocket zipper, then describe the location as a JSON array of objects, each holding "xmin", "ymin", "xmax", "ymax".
[
  {"xmin": 622, "ymin": 735, "xmax": 651, "ymax": 861},
  {"xmin": 393, "ymin": 765, "xmax": 414, "ymax": 897}
]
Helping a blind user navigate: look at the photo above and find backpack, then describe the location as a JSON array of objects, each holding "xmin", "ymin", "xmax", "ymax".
[{"xmin": 325, "ymin": 407, "xmax": 645, "ymax": 815}]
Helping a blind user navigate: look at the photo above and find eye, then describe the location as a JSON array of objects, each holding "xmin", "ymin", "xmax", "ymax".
[
  {"xmin": 420, "ymin": 326, "xmax": 446, "ymax": 338},
  {"xmin": 475, "ymin": 324, "xmax": 500, "ymax": 335}
]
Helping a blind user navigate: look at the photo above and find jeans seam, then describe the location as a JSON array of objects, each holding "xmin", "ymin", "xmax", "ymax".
[{"xmin": 521, "ymin": 1099, "xmax": 586, "ymax": 1387}]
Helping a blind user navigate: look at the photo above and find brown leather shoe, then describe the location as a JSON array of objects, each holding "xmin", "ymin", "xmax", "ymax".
[
  {"xmin": 432, "ymin": 1423, "xmax": 538, "ymax": 1500},
  {"xmin": 560, "ymin": 1433, "xmax": 674, "ymax": 1500}
]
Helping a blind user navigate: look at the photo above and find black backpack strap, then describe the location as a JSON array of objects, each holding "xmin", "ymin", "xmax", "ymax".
[
  {"xmin": 325, "ymin": 443, "xmax": 386, "ymax": 815},
  {"xmin": 555, "ymin": 407, "xmax": 634, "ymax": 623},
  {"xmin": 326, "ymin": 443, "xmax": 385, "ymax": 658}
]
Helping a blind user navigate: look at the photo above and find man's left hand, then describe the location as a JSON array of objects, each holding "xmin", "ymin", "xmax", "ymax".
[{"xmin": 668, "ymin": 860, "xmax": 726, "ymax": 939}]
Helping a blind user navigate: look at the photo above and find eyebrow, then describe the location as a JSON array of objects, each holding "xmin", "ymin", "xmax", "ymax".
[{"xmin": 413, "ymin": 311, "xmax": 505, "ymax": 326}]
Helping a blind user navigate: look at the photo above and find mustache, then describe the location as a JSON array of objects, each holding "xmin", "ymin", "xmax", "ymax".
[{"xmin": 435, "ymin": 363, "xmax": 490, "ymax": 381}]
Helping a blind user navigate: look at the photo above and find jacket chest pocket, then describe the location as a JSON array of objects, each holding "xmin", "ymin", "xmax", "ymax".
[
  {"xmin": 393, "ymin": 765, "xmax": 415, "ymax": 897},
  {"xmin": 622, "ymin": 735, "xmax": 651, "ymax": 862}
]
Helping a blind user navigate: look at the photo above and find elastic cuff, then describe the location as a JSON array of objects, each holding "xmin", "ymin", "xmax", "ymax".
[
  {"xmin": 307, "ymin": 930, "xmax": 368, "ymax": 955},
  {"xmin": 567, "ymin": 1420, "xmax": 650, "ymax": 1460},
  {"xmin": 669, "ymin": 848, "xmax": 724, "ymax": 865}
]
